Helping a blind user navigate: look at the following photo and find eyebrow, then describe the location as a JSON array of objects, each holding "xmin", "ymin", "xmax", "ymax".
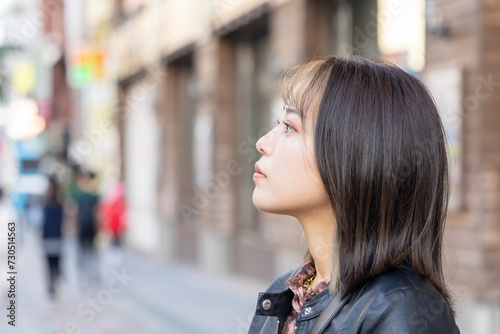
[{"xmin": 283, "ymin": 106, "xmax": 298, "ymax": 115}]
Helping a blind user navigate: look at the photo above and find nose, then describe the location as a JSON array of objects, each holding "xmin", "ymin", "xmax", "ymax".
[{"xmin": 256, "ymin": 129, "xmax": 273, "ymax": 155}]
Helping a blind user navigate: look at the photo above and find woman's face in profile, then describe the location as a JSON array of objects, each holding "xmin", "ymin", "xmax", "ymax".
[{"xmin": 253, "ymin": 106, "xmax": 329, "ymax": 218}]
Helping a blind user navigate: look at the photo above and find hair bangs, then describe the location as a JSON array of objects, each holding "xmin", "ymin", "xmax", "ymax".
[{"xmin": 279, "ymin": 58, "xmax": 334, "ymax": 132}]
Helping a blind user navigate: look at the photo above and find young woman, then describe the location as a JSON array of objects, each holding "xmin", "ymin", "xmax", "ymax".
[
  {"xmin": 249, "ymin": 56, "xmax": 460, "ymax": 333},
  {"xmin": 41, "ymin": 177, "xmax": 65, "ymax": 298}
]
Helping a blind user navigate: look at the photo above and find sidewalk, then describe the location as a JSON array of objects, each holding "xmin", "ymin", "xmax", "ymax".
[{"xmin": 0, "ymin": 226, "xmax": 268, "ymax": 334}]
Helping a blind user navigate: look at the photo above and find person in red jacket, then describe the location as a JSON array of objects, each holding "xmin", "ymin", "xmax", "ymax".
[{"xmin": 99, "ymin": 181, "xmax": 127, "ymax": 247}]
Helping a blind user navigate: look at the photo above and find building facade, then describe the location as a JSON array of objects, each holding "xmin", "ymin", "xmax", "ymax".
[{"xmin": 424, "ymin": 0, "xmax": 500, "ymax": 332}]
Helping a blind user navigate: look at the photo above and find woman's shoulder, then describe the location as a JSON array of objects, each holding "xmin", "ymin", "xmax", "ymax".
[
  {"xmin": 340, "ymin": 268, "xmax": 459, "ymax": 334},
  {"xmin": 356, "ymin": 267, "xmax": 446, "ymax": 300}
]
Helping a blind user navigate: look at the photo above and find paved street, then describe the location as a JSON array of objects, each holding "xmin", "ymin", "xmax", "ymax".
[{"xmin": 0, "ymin": 226, "xmax": 266, "ymax": 334}]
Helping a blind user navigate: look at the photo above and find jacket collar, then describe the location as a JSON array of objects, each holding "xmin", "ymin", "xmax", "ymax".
[
  {"xmin": 255, "ymin": 289, "xmax": 295, "ymax": 317},
  {"xmin": 255, "ymin": 286, "xmax": 336, "ymax": 318}
]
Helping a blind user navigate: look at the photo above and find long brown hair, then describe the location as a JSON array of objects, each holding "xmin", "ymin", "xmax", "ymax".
[{"xmin": 281, "ymin": 56, "xmax": 454, "ymax": 313}]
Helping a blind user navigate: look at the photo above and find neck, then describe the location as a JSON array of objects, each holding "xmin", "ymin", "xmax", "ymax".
[{"xmin": 297, "ymin": 207, "xmax": 335, "ymax": 284}]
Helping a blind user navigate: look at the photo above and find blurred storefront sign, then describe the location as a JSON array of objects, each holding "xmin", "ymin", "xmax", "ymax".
[
  {"xmin": 10, "ymin": 134, "xmax": 49, "ymax": 210},
  {"xmin": 12, "ymin": 61, "xmax": 36, "ymax": 94},
  {"xmin": 69, "ymin": 48, "xmax": 105, "ymax": 88}
]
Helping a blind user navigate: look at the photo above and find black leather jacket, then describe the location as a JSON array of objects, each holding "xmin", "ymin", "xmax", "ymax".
[{"xmin": 249, "ymin": 266, "xmax": 460, "ymax": 333}]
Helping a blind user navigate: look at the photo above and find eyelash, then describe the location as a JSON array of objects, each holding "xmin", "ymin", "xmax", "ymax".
[{"xmin": 276, "ymin": 120, "xmax": 295, "ymax": 133}]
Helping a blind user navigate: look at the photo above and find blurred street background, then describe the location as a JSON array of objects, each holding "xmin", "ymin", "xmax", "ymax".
[{"xmin": 0, "ymin": 0, "xmax": 498, "ymax": 333}]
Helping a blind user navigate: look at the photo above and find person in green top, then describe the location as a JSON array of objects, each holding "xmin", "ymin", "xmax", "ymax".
[{"xmin": 73, "ymin": 168, "xmax": 100, "ymax": 284}]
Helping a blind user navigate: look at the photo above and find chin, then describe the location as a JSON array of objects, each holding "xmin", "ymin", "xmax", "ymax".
[
  {"xmin": 253, "ymin": 194, "xmax": 275, "ymax": 212},
  {"xmin": 252, "ymin": 195, "xmax": 269, "ymax": 212},
  {"xmin": 253, "ymin": 188, "xmax": 300, "ymax": 213},
  {"xmin": 253, "ymin": 197, "xmax": 291, "ymax": 216}
]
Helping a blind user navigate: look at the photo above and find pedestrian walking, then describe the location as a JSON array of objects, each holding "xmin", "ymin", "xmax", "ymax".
[
  {"xmin": 99, "ymin": 181, "xmax": 127, "ymax": 247},
  {"xmin": 41, "ymin": 177, "xmax": 64, "ymax": 298},
  {"xmin": 74, "ymin": 169, "xmax": 100, "ymax": 284},
  {"xmin": 249, "ymin": 56, "xmax": 460, "ymax": 333}
]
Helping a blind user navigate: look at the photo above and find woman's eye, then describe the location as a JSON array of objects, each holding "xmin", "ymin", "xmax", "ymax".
[{"xmin": 276, "ymin": 120, "xmax": 294, "ymax": 133}]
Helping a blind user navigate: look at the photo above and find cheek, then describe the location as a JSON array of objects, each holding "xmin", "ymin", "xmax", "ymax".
[
  {"xmin": 289, "ymin": 144, "xmax": 327, "ymax": 202},
  {"xmin": 272, "ymin": 142, "xmax": 308, "ymax": 186},
  {"xmin": 253, "ymin": 143, "xmax": 328, "ymax": 213},
  {"xmin": 286, "ymin": 163, "xmax": 326, "ymax": 203}
]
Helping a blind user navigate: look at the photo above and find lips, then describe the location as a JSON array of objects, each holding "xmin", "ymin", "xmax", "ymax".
[{"xmin": 254, "ymin": 163, "xmax": 266, "ymax": 178}]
